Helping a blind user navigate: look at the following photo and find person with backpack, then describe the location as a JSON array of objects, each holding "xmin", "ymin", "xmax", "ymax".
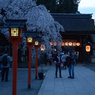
[{"xmin": 1, "ymin": 51, "xmax": 11, "ymax": 82}]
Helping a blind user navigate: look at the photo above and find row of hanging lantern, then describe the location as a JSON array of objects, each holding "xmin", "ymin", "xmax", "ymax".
[
  {"xmin": 62, "ymin": 41, "xmax": 80, "ymax": 47},
  {"xmin": 50, "ymin": 41, "xmax": 80, "ymax": 47}
]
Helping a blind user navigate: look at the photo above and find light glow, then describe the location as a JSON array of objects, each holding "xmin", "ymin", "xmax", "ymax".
[
  {"xmin": 62, "ymin": 42, "xmax": 64, "ymax": 46},
  {"xmin": 76, "ymin": 42, "xmax": 80, "ymax": 46},
  {"xmin": 73, "ymin": 42, "xmax": 76, "ymax": 46},
  {"xmin": 35, "ymin": 41, "xmax": 39, "ymax": 45},
  {"xmin": 50, "ymin": 42, "xmax": 53, "ymax": 45},
  {"xmin": 86, "ymin": 45, "xmax": 91, "ymax": 52},
  {"xmin": 27, "ymin": 37, "xmax": 33, "ymax": 43},
  {"xmin": 65, "ymin": 42, "xmax": 68, "ymax": 46},
  {"xmin": 69, "ymin": 42, "xmax": 72, "ymax": 46},
  {"xmin": 11, "ymin": 28, "xmax": 18, "ymax": 36},
  {"xmin": 41, "ymin": 44, "xmax": 45, "ymax": 51}
]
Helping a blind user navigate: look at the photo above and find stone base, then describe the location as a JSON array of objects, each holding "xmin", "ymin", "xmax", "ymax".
[{"xmin": 38, "ymin": 72, "xmax": 43, "ymax": 80}]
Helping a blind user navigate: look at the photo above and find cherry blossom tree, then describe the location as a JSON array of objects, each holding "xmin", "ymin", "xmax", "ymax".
[
  {"xmin": 0, "ymin": 0, "xmax": 64, "ymax": 51},
  {"xmin": 0, "ymin": 0, "xmax": 64, "ymax": 65}
]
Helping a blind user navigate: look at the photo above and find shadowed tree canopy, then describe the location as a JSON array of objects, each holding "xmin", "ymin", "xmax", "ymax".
[
  {"xmin": 36, "ymin": 0, "xmax": 79, "ymax": 13},
  {"xmin": 0, "ymin": 0, "xmax": 64, "ymax": 52}
]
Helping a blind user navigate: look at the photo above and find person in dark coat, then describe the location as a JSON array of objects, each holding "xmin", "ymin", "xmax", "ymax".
[
  {"xmin": 54, "ymin": 53, "xmax": 62, "ymax": 78},
  {"xmin": 1, "ymin": 51, "xmax": 11, "ymax": 81},
  {"xmin": 67, "ymin": 51, "xmax": 75, "ymax": 79}
]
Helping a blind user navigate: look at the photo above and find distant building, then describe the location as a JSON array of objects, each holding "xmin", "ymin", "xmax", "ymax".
[
  {"xmin": 36, "ymin": 0, "xmax": 95, "ymax": 63},
  {"xmin": 51, "ymin": 13, "xmax": 95, "ymax": 63}
]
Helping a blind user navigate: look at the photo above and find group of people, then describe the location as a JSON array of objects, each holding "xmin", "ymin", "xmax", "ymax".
[
  {"xmin": 54, "ymin": 50, "xmax": 78, "ymax": 79},
  {"xmin": 0, "ymin": 50, "xmax": 78, "ymax": 81}
]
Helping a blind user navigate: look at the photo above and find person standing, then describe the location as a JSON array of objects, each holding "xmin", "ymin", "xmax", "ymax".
[
  {"xmin": 1, "ymin": 51, "xmax": 11, "ymax": 82},
  {"xmin": 66, "ymin": 51, "xmax": 75, "ymax": 79},
  {"xmin": 61, "ymin": 52, "xmax": 67, "ymax": 69},
  {"xmin": 55, "ymin": 53, "xmax": 62, "ymax": 78}
]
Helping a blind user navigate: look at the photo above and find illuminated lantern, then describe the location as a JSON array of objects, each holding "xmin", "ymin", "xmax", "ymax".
[
  {"xmin": 4, "ymin": 19, "xmax": 27, "ymax": 95},
  {"xmin": 35, "ymin": 41, "xmax": 39, "ymax": 46},
  {"xmin": 73, "ymin": 42, "xmax": 76, "ymax": 46},
  {"xmin": 34, "ymin": 37, "xmax": 41, "ymax": 80},
  {"xmin": 25, "ymin": 32, "xmax": 37, "ymax": 46},
  {"xmin": 27, "ymin": 36, "xmax": 34, "ymax": 88},
  {"xmin": 41, "ymin": 44, "xmax": 45, "ymax": 51},
  {"xmin": 62, "ymin": 42, "xmax": 64, "ymax": 46},
  {"xmin": 86, "ymin": 45, "xmax": 91, "ymax": 52},
  {"xmin": 65, "ymin": 42, "xmax": 68, "ymax": 46},
  {"xmin": 24, "ymin": 31, "xmax": 37, "ymax": 88},
  {"xmin": 76, "ymin": 42, "xmax": 80, "ymax": 46},
  {"xmin": 27, "ymin": 37, "xmax": 33, "ymax": 43},
  {"xmin": 69, "ymin": 42, "xmax": 72, "ymax": 46},
  {"xmin": 50, "ymin": 42, "xmax": 52, "ymax": 46},
  {"xmin": 11, "ymin": 28, "xmax": 18, "ymax": 36}
]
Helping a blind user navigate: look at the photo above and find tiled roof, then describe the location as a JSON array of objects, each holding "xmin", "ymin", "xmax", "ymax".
[
  {"xmin": 4, "ymin": 19, "xmax": 27, "ymax": 28},
  {"xmin": 51, "ymin": 13, "xmax": 95, "ymax": 34}
]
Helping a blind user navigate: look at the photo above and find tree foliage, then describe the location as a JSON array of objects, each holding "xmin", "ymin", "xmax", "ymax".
[
  {"xmin": 36, "ymin": 0, "xmax": 79, "ymax": 13},
  {"xmin": 0, "ymin": 0, "xmax": 64, "ymax": 52}
]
